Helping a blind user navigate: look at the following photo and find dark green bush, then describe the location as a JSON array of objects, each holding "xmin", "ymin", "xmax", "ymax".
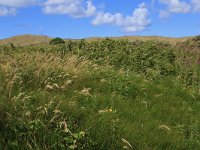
[{"xmin": 49, "ymin": 37, "xmax": 65, "ymax": 45}]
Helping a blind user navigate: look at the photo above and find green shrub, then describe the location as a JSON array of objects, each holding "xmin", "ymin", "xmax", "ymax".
[
  {"xmin": 193, "ymin": 35, "xmax": 200, "ymax": 42},
  {"xmin": 49, "ymin": 37, "xmax": 65, "ymax": 45}
]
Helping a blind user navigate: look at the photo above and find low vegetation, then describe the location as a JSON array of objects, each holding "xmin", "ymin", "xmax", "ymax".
[
  {"xmin": 49, "ymin": 37, "xmax": 65, "ymax": 45},
  {"xmin": 0, "ymin": 37, "xmax": 200, "ymax": 149}
]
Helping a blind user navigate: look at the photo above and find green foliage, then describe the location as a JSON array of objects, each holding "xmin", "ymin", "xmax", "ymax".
[
  {"xmin": 177, "ymin": 35, "xmax": 200, "ymax": 52},
  {"xmin": 49, "ymin": 37, "xmax": 65, "ymax": 45},
  {"xmin": 193, "ymin": 35, "xmax": 200, "ymax": 42},
  {"xmin": 1, "ymin": 38, "xmax": 200, "ymax": 149}
]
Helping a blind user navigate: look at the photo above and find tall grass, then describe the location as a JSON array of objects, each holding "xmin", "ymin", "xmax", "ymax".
[{"xmin": 1, "ymin": 38, "xmax": 200, "ymax": 149}]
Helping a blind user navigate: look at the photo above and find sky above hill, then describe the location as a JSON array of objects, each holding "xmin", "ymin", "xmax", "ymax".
[{"xmin": 0, "ymin": 0, "xmax": 200, "ymax": 39}]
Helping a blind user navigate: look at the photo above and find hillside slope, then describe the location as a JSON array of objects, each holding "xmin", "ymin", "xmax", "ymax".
[
  {"xmin": 0, "ymin": 34, "xmax": 193, "ymax": 46},
  {"xmin": 0, "ymin": 34, "xmax": 51, "ymax": 46}
]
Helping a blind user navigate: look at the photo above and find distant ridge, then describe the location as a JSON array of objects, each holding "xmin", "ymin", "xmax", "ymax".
[
  {"xmin": 0, "ymin": 34, "xmax": 51, "ymax": 46},
  {"xmin": 0, "ymin": 34, "xmax": 193, "ymax": 46}
]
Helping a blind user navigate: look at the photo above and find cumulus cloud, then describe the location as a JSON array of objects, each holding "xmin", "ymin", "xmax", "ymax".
[
  {"xmin": 0, "ymin": 0, "xmax": 37, "ymax": 7},
  {"xmin": 159, "ymin": 10, "xmax": 170, "ymax": 18},
  {"xmin": 156, "ymin": 0, "xmax": 200, "ymax": 18},
  {"xmin": 158, "ymin": 0, "xmax": 191, "ymax": 18},
  {"xmin": 0, "ymin": 7, "xmax": 16, "ymax": 16},
  {"xmin": 42, "ymin": 0, "xmax": 96, "ymax": 18},
  {"xmin": 92, "ymin": 3, "xmax": 151, "ymax": 33},
  {"xmin": 161, "ymin": 0, "xmax": 190, "ymax": 13},
  {"xmin": 191, "ymin": 0, "xmax": 200, "ymax": 12},
  {"xmin": 0, "ymin": 0, "xmax": 39, "ymax": 16}
]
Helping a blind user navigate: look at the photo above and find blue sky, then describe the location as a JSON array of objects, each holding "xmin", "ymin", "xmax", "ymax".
[{"xmin": 0, "ymin": 0, "xmax": 200, "ymax": 39}]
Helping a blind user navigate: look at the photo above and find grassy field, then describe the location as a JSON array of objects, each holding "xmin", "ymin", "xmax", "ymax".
[{"xmin": 0, "ymin": 36, "xmax": 200, "ymax": 149}]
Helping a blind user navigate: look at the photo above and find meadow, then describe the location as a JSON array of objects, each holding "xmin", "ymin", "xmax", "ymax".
[{"xmin": 0, "ymin": 36, "xmax": 200, "ymax": 149}]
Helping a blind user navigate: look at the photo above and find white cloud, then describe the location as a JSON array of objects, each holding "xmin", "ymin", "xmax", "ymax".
[
  {"xmin": 92, "ymin": 3, "xmax": 151, "ymax": 33},
  {"xmin": 42, "ymin": 0, "xmax": 96, "ymax": 18},
  {"xmin": 159, "ymin": 0, "xmax": 191, "ymax": 18},
  {"xmin": 0, "ymin": 7, "xmax": 16, "ymax": 16},
  {"xmin": 0, "ymin": 0, "xmax": 39, "ymax": 16},
  {"xmin": 159, "ymin": 10, "xmax": 170, "ymax": 18},
  {"xmin": 191, "ymin": 0, "xmax": 200, "ymax": 12},
  {"xmin": 0, "ymin": 0, "xmax": 37, "ymax": 8},
  {"xmin": 161, "ymin": 0, "xmax": 190, "ymax": 13},
  {"xmin": 153, "ymin": 0, "xmax": 200, "ymax": 18}
]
